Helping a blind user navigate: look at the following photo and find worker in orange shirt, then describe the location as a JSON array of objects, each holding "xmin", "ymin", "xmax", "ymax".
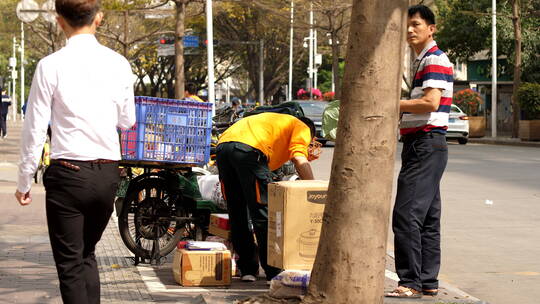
[
  {"xmin": 216, "ymin": 112, "xmax": 319, "ymax": 283},
  {"xmin": 184, "ymin": 82, "xmax": 204, "ymax": 102}
]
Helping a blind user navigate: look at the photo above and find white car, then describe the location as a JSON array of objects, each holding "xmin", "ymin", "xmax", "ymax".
[{"xmin": 446, "ymin": 104, "xmax": 470, "ymax": 145}]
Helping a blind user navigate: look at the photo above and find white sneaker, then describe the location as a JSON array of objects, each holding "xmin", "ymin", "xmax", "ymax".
[{"xmin": 241, "ymin": 274, "xmax": 257, "ymax": 282}]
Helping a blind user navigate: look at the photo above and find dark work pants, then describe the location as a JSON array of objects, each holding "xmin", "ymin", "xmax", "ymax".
[
  {"xmin": 393, "ymin": 132, "xmax": 448, "ymax": 291},
  {"xmin": 216, "ymin": 142, "xmax": 281, "ymax": 280},
  {"xmin": 44, "ymin": 160, "xmax": 119, "ymax": 304},
  {"xmin": 0, "ymin": 102, "xmax": 6, "ymax": 136}
]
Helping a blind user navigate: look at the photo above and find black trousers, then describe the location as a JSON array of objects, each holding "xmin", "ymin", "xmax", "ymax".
[
  {"xmin": 216, "ymin": 142, "xmax": 281, "ymax": 280},
  {"xmin": 44, "ymin": 160, "xmax": 119, "ymax": 304},
  {"xmin": 0, "ymin": 102, "xmax": 7, "ymax": 136},
  {"xmin": 393, "ymin": 132, "xmax": 448, "ymax": 291}
]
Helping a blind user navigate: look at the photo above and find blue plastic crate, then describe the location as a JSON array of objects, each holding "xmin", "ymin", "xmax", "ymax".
[{"xmin": 121, "ymin": 96, "xmax": 212, "ymax": 165}]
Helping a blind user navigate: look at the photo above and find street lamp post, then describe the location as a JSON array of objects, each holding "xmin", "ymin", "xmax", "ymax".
[
  {"xmin": 259, "ymin": 39, "xmax": 264, "ymax": 104},
  {"xmin": 288, "ymin": 0, "xmax": 294, "ymax": 101},
  {"xmin": 11, "ymin": 37, "xmax": 18, "ymax": 121},
  {"xmin": 491, "ymin": 0, "xmax": 497, "ymax": 137},
  {"xmin": 20, "ymin": 22, "xmax": 25, "ymax": 117}
]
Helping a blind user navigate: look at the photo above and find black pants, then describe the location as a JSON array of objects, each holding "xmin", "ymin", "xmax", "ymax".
[
  {"xmin": 44, "ymin": 160, "xmax": 119, "ymax": 304},
  {"xmin": 216, "ymin": 142, "xmax": 281, "ymax": 280},
  {"xmin": 0, "ymin": 102, "xmax": 7, "ymax": 137},
  {"xmin": 393, "ymin": 132, "xmax": 448, "ymax": 291}
]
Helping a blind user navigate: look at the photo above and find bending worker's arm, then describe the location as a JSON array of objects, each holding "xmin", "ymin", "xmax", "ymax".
[{"xmin": 291, "ymin": 156, "xmax": 315, "ymax": 180}]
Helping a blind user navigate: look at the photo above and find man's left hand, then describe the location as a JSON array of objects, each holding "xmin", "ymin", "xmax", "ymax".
[{"xmin": 15, "ymin": 190, "xmax": 32, "ymax": 206}]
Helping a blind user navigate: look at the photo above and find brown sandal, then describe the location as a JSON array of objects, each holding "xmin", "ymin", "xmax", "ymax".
[
  {"xmin": 423, "ymin": 288, "xmax": 438, "ymax": 296},
  {"xmin": 385, "ymin": 286, "xmax": 422, "ymax": 298}
]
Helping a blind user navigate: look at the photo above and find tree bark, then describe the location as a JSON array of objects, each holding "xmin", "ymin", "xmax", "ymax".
[
  {"xmin": 302, "ymin": 0, "xmax": 407, "ymax": 303},
  {"xmin": 123, "ymin": 10, "xmax": 129, "ymax": 58},
  {"xmin": 511, "ymin": 0, "xmax": 522, "ymax": 138},
  {"xmin": 174, "ymin": 0, "xmax": 186, "ymax": 99}
]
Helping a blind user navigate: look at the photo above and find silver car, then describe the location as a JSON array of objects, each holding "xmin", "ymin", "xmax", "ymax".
[{"xmin": 446, "ymin": 104, "xmax": 470, "ymax": 145}]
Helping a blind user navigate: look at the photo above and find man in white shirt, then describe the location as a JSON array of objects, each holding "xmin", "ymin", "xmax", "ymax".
[{"xmin": 15, "ymin": 1, "xmax": 135, "ymax": 303}]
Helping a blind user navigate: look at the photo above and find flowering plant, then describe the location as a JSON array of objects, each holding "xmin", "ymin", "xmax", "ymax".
[
  {"xmin": 323, "ymin": 91, "xmax": 335, "ymax": 101},
  {"xmin": 297, "ymin": 88, "xmax": 322, "ymax": 100},
  {"xmin": 453, "ymin": 89, "xmax": 483, "ymax": 116}
]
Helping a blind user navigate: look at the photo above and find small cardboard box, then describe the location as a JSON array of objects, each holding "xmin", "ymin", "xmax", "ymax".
[
  {"xmin": 267, "ymin": 180, "xmax": 328, "ymax": 270},
  {"xmin": 209, "ymin": 213, "xmax": 231, "ymax": 239},
  {"xmin": 210, "ymin": 213, "xmax": 230, "ymax": 230},
  {"xmin": 172, "ymin": 249, "xmax": 231, "ymax": 286}
]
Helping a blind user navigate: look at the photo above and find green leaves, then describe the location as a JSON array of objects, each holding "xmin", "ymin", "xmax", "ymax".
[{"xmin": 517, "ymin": 82, "xmax": 540, "ymax": 119}]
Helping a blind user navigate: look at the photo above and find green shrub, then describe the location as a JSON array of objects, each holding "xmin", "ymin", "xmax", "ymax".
[{"xmin": 517, "ymin": 82, "xmax": 540, "ymax": 120}]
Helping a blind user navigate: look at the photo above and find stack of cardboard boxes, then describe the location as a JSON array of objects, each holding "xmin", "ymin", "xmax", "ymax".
[{"xmin": 171, "ymin": 180, "xmax": 329, "ymax": 287}]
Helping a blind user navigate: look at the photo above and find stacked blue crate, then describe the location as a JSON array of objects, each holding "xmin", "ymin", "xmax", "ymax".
[{"xmin": 120, "ymin": 96, "xmax": 212, "ymax": 166}]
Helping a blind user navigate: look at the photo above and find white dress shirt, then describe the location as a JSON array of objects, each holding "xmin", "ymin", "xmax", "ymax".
[{"xmin": 17, "ymin": 34, "xmax": 136, "ymax": 193}]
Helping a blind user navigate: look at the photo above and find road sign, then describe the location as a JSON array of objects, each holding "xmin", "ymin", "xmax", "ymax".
[
  {"xmin": 157, "ymin": 44, "xmax": 175, "ymax": 57},
  {"xmin": 41, "ymin": 0, "xmax": 56, "ymax": 24},
  {"xmin": 16, "ymin": 0, "xmax": 39, "ymax": 23},
  {"xmin": 9, "ymin": 57, "xmax": 17, "ymax": 68},
  {"xmin": 184, "ymin": 36, "xmax": 199, "ymax": 48}
]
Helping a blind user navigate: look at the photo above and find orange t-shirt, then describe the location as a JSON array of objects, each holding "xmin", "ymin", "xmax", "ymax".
[{"xmin": 218, "ymin": 113, "xmax": 311, "ymax": 171}]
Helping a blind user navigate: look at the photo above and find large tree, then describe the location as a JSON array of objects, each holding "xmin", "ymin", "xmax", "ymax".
[
  {"xmin": 239, "ymin": 0, "xmax": 407, "ymax": 303},
  {"xmin": 302, "ymin": 0, "xmax": 407, "ymax": 302}
]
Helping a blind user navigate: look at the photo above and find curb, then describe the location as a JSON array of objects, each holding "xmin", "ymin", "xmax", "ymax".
[
  {"xmin": 468, "ymin": 138, "xmax": 540, "ymax": 148},
  {"xmin": 386, "ymin": 251, "xmax": 482, "ymax": 303}
]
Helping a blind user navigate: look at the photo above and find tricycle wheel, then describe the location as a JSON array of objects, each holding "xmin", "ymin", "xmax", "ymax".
[{"xmin": 118, "ymin": 176, "xmax": 197, "ymax": 259}]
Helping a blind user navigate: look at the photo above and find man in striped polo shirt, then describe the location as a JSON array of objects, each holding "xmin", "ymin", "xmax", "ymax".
[{"xmin": 386, "ymin": 5, "xmax": 453, "ymax": 298}]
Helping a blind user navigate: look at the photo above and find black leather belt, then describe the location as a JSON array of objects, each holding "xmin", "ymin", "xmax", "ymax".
[{"xmin": 50, "ymin": 159, "xmax": 118, "ymax": 171}]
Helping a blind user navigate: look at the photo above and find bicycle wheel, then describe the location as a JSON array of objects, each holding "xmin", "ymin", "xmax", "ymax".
[{"xmin": 118, "ymin": 176, "xmax": 197, "ymax": 259}]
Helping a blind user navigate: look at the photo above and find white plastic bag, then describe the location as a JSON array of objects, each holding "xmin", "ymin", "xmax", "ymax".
[
  {"xmin": 197, "ymin": 175, "xmax": 227, "ymax": 210},
  {"xmin": 268, "ymin": 270, "xmax": 311, "ymax": 299}
]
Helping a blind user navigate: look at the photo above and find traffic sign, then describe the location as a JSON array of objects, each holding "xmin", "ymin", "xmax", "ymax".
[
  {"xmin": 16, "ymin": 0, "xmax": 39, "ymax": 23},
  {"xmin": 157, "ymin": 44, "xmax": 175, "ymax": 57},
  {"xmin": 184, "ymin": 35, "xmax": 199, "ymax": 48},
  {"xmin": 41, "ymin": 0, "xmax": 56, "ymax": 24}
]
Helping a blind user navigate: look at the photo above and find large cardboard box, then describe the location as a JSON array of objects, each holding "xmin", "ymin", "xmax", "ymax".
[
  {"xmin": 267, "ymin": 180, "xmax": 328, "ymax": 270},
  {"xmin": 172, "ymin": 249, "xmax": 231, "ymax": 286}
]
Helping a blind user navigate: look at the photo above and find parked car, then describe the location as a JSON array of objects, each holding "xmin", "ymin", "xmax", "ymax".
[
  {"xmin": 446, "ymin": 104, "xmax": 470, "ymax": 145},
  {"xmin": 292, "ymin": 100, "xmax": 328, "ymax": 145}
]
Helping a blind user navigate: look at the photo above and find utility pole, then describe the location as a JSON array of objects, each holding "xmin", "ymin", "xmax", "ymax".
[
  {"xmin": 288, "ymin": 0, "xmax": 294, "ymax": 101},
  {"xmin": 491, "ymin": 0, "xmax": 497, "ymax": 137},
  {"xmin": 308, "ymin": 2, "xmax": 314, "ymax": 99},
  {"xmin": 314, "ymin": 26, "xmax": 318, "ymax": 89},
  {"xmin": 20, "ymin": 22, "xmax": 25, "ymax": 119},
  {"xmin": 11, "ymin": 37, "xmax": 17, "ymax": 121},
  {"xmin": 259, "ymin": 39, "xmax": 264, "ymax": 104}
]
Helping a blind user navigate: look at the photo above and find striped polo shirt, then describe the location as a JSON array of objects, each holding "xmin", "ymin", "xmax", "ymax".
[{"xmin": 400, "ymin": 41, "xmax": 453, "ymax": 135}]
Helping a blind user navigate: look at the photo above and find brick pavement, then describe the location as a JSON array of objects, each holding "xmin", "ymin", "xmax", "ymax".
[{"xmin": 0, "ymin": 184, "xmax": 155, "ymax": 304}]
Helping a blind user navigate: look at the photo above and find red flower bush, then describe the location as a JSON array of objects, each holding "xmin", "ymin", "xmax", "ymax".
[{"xmin": 453, "ymin": 89, "xmax": 483, "ymax": 116}]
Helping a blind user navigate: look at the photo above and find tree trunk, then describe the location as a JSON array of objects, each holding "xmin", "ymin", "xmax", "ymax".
[
  {"xmin": 174, "ymin": 0, "xmax": 186, "ymax": 99},
  {"xmin": 123, "ymin": 10, "xmax": 129, "ymax": 58},
  {"xmin": 302, "ymin": 0, "xmax": 407, "ymax": 303},
  {"xmin": 511, "ymin": 0, "xmax": 522, "ymax": 138},
  {"xmin": 331, "ymin": 35, "xmax": 341, "ymax": 100}
]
